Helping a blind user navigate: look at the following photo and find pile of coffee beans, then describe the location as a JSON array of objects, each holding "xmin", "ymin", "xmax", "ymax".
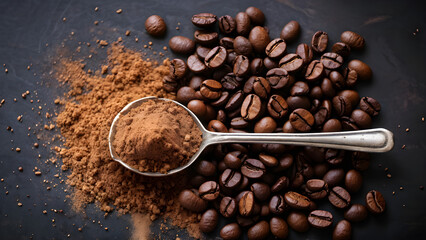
[{"xmin": 163, "ymin": 6, "xmax": 385, "ymax": 240}]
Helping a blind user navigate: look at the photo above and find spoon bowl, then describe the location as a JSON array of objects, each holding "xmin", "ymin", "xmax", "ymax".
[{"xmin": 109, "ymin": 96, "xmax": 394, "ymax": 177}]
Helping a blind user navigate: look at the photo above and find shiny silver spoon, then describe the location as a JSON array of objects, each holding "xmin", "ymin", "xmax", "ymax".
[{"xmin": 108, "ymin": 96, "xmax": 394, "ymax": 177}]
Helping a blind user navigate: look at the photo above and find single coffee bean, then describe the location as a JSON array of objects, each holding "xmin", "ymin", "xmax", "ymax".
[
  {"xmin": 221, "ymin": 73, "xmax": 243, "ymax": 91},
  {"xmin": 187, "ymin": 100, "xmax": 207, "ymax": 119},
  {"xmin": 199, "ymin": 209, "xmax": 219, "ymax": 233},
  {"xmin": 338, "ymin": 90, "xmax": 360, "ymax": 107},
  {"xmin": 220, "ymin": 223, "xmax": 242, "ymax": 240},
  {"xmin": 235, "ymin": 12, "xmax": 251, "ymax": 36},
  {"xmin": 241, "ymin": 94, "xmax": 264, "ymax": 121},
  {"xmin": 284, "ymin": 191, "xmax": 311, "ymax": 210},
  {"xmin": 226, "ymin": 50, "xmax": 238, "ymax": 65},
  {"xmin": 342, "ymin": 67, "xmax": 358, "ymax": 87},
  {"xmin": 239, "ymin": 191, "xmax": 255, "ymax": 217},
  {"xmin": 267, "ymin": 95, "xmax": 288, "ymax": 119},
  {"xmin": 195, "ymin": 45, "xmax": 211, "ymax": 60},
  {"xmin": 225, "ymin": 90, "xmax": 245, "ymax": 112},
  {"xmin": 251, "ymin": 182, "xmax": 271, "ymax": 202},
  {"xmin": 247, "ymin": 220, "xmax": 270, "ymax": 240},
  {"xmin": 340, "ymin": 31, "xmax": 365, "ymax": 50},
  {"xmin": 219, "ymin": 169, "xmax": 242, "ymax": 192},
  {"xmin": 329, "ymin": 71, "xmax": 346, "ymax": 90},
  {"xmin": 351, "ymin": 109, "xmax": 372, "ymax": 129},
  {"xmin": 365, "ymin": 190, "xmax": 386, "ymax": 214},
  {"xmin": 234, "ymin": 36, "xmax": 253, "ymax": 56},
  {"xmin": 266, "ymin": 68, "xmax": 293, "ymax": 89},
  {"xmin": 191, "ymin": 13, "xmax": 217, "ymax": 28},
  {"xmin": 321, "ymin": 52, "xmax": 344, "ymax": 70},
  {"xmin": 289, "ymin": 108, "xmax": 314, "ymax": 132},
  {"xmin": 245, "ymin": 6, "xmax": 265, "ymax": 25},
  {"xmin": 351, "ymin": 152, "xmax": 370, "ymax": 171},
  {"xmin": 207, "ymin": 120, "xmax": 228, "ymax": 133},
  {"xmin": 306, "ymin": 179, "xmax": 329, "ymax": 200},
  {"xmin": 178, "ymin": 189, "xmax": 208, "ymax": 212},
  {"xmin": 323, "ymin": 119, "xmax": 342, "ymax": 132},
  {"xmin": 328, "ymin": 186, "xmax": 351, "ymax": 209},
  {"xmin": 169, "ymin": 58, "xmax": 188, "ymax": 79},
  {"xmin": 264, "ymin": 57, "xmax": 279, "ymax": 69},
  {"xmin": 325, "ymin": 149, "xmax": 344, "ymax": 166},
  {"xmin": 241, "ymin": 159, "xmax": 266, "ymax": 179},
  {"xmin": 176, "ymin": 87, "xmax": 196, "ymax": 105},
  {"xmin": 220, "ymin": 196, "xmax": 237, "ymax": 217},
  {"xmin": 253, "ymin": 77, "xmax": 271, "ymax": 99},
  {"xmin": 200, "ymin": 79, "xmax": 222, "ymax": 100},
  {"xmin": 194, "ymin": 30, "xmax": 218, "ymax": 46},
  {"xmin": 195, "ymin": 160, "xmax": 216, "ymax": 177},
  {"xmin": 287, "ymin": 96, "xmax": 311, "ymax": 111},
  {"xmin": 287, "ymin": 211, "xmax": 310, "ymax": 232},
  {"xmin": 224, "ymin": 151, "xmax": 247, "ymax": 169},
  {"xmin": 270, "ymin": 217, "xmax": 289, "ymax": 239},
  {"xmin": 271, "ymin": 176, "xmax": 290, "ymax": 192},
  {"xmin": 217, "ymin": 109, "xmax": 227, "ymax": 123},
  {"xmin": 265, "ymin": 38, "xmax": 287, "ymax": 59},
  {"xmin": 321, "ymin": 78, "xmax": 336, "ymax": 99},
  {"xmin": 220, "ymin": 37, "xmax": 235, "ymax": 50},
  {"xmin": 280, "ymin": 20, "xmax": 300, "ymax": 42},
  {"xmin": 258, "ymin": 153, "xmax": 278, "ymax": 167},
  {"xmin": 205, "ymin": 104, "xmax": 217, "ymax": 122},
  {"xmin": 345, "ymin": 169, "xmax": 363, "ymax": 193},
  {"xmin": 311, "ymin": 31, "xmax": 329, "ymax": 53},
  {"xmin": 290, "ymin": 81, "xmax": 310, "ymax": 96},
  {"xmin": 269, "ymin": 195, "xmax": 286, "ymax": 215},
  {"xmin": 169, "ymin": 36, "xmax": 195, "ymax": 55},
  {"xmin": 323, "ymin": 168, "xmax": 345, "ymax": 187},
  {"xmin": 308, "ymin": 210, "xmax": 333, "ymax": 228},
  {"xmin": 341, "ymin": 116, "xmax": 359, "ymax": 131},
  {"xmin": 233, "ymin": 55, "xmax": 250, "ymax": 77},
  {"xmin": 211, "ymin": 91, "xmax": 229, "ymax": 107},
  {"xmin": 219, "ymin": 15, "xmax": 236, "ymax": 34},
  {"xmin": 279, "ymin": 53, "xmax": 304, "ymax": 73},
  {"xmin": 333, "ymin": 220, "xmax": 352, "ymax": 240},
  {"xmin": 187, "ymin": 55, "xmax": 207, "ymax": 73},
  {"xmin": 230, "ymin": 117, "xmax": 250, "ymax": 130},
  {"xmin": 332, "ymin": 96, "xmax": 352, "ymax": 116},
  {"xmin": 254, "ymin": 117, "xmax": 277, "ymax": 133},
  {"xmin": 360, "ymin": 97, "xmax": 381, "ymax": 117},
  {"xmin": 249, "ymin": 26, "xmax": 270, "ymax": 54},
  {"xmin": 332, "ymin": 42, "xmax": 351, "ymax": 58},
  {"xmin": 344, "ymin": 204, "xmax": 368, "ymax": 222},
  {"xmin": 305, "ymin": 60, "xmax": 324, "ymax": 81},
  {"xmin": 250, "ymin": 58, "xmax": 265, "ymax": 75},
  {"xmin": 314, "ymin": 100, "xmax": 332, "ymax": 126},
  {"xmin": 348, "ymin": 59, "xmax": 372, "ymax": 81},
  {"xmin": 145, "ymin": 15, "xmax": 167, "ymax": 37},
  {"xmin": 296, "ymin": 43, "xmax": 314, "ymax": 65},
  {"xmin": 189, "ymin": 76, "xmax": 204, "ymax": 90},
  {"xmin": 205, "ymin": 46, "xmax": 227, "ymax": 69}
]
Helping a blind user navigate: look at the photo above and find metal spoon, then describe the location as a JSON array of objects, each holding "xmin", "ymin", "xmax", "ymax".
[{"xmin": 108, "ymin": 96, "xmax": 394, "ymax": 177}]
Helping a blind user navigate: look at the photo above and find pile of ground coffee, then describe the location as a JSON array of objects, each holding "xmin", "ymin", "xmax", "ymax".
[{"xmin": 112, "ymin": 100, "xmax": 202, "ymax": 173}]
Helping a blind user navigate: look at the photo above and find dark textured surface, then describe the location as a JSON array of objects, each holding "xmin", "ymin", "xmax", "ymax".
[{"xmin": 0, "ymin": 0, "xmax": 425, "ymax": 239}]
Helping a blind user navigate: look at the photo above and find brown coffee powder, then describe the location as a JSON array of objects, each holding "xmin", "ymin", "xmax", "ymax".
[
  {"xmin": 55, "ymin": 43, "xmax": 200, "ymax": 238},
  {"xmin": 112, "ymin": 100, "xmax": 202, "ymax": 173}
]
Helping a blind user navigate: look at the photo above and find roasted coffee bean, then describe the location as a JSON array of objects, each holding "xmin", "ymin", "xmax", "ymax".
[
  {"xmin": 239, "ymin": 191, "xmax": 255, "ymax": 216},
  {"xmin": 305, "ymin": 60, "xmax": 324, "ymax": 81},
  {"xmin": 345, "ymin": 169, "xmax": 363, "ymax": 193},
  {"xmin": 269, "ymin": 195, "xmax": 286, "ymax": 215},
  {"xmin": 195, "ymin": 46, "xmax": 211, "ymax": 60},
  {"xmin": 241, "ymin": 159, "xmax": 266, "ymax": 179},
  {"xmin": 226, "ymin": 50, "xmax": 238, "ymax": 65},
  {"xmin": 200, "ymin": 79, "xmax": 222, "ymax": 100},
  {"xmin": 208, "ymin": 120, "xmax": 228, "ymax": 133},
  {"xmin": 284, "ymin": 191, "xmax": 311, "ymax": 210},
  {"xmin": 329, "ymin": 71, "xmax": 346, "ymax": 89},
  {"xmin": 239, "ymin": 175, "xmax": 250, "ymax": 191},
  {"xmin": 267, "ymin": 95, "xmax": 288, "ymax": 119},
  {"xmin": 219, "ymin": 15, "xmax": 236, "ymax": 34},
  {"xmin": 249, "ymin": 26, "xmax": 270, "ymax": 54},
  {"xmin": 333, "ymin": 220, "xmax": 352, "ymax": 240},
  {"xmin": 243, "ymin": 76, "xmax": 256, "ymax": 94},
  {"xmin": 289, "ymin": 108, "xmax": 314, "ymax": 132},
  {"xmin": 332, "ymin": 96, "xmax": 352, "ymax": 116},
  {"xmin": 306, "ymin": 179, "xmax": 329, "ymax": 200},
  {"xmin": 187, "ymin": 99, "xmax": 207, "ymax": 118},
  {"xmin": 323, "ymin": 119, "xmax": 342, "ymax": 132},
  {"xmin": 253, "ymin": 77, "xmax": 271, "ymax": 99},
  {"xmin": 296, "ymin": 43, "xmax": 314, "ymax": 65},
  {"xmin": 328, "ymin": 186, "xmax": 351, "ymax": 209},
  {"xmin": 250, "ymin": 58, "xmax": 265, "ymax": 75},
  {"xmin": 271, "ymin": 176, "xmax": 290, "ymax": 193},
  {"xmin": 195, "ymin": 160, "xmax": 216, "ymax": 177},
  {"xmin": 187, "ymin": 55, "xmax": 207, "ymax": 73},
  {"xmin": 191, "ymin": 13, "xmax": 217, "ymax": 28},
  {"xmin": 178, "ymin": 189, "xmax": 208, "ymax": 212},
  {"xmin": 287, "ymin": 211, "xmax": 310, "ymax": 233},
  {"xmin": 220, "ymin": 169, "xmax": 242, "ymax": 191},
  {"xmin": 338, "ymin": 90, "xmax": 360, "ymax": 107},
  {"xmin": 199, "ymin": 209, "xmax": 219, "ymax": 233},
  {"xmin": 287, "ymin": 96, "xmax": 311, "ymax": 111},
  {"xmin": 211, "ymin": 91, "xmax": 230, "ymax": 107},
  {"xmin": 266, "ymin": 68, "xmax": 293, "ymax": 89},
  {"xmin": 351, "ymin": 109, "xmax": 372, "ymax": 129},
  {"xmin": 251, "ymin": 182, "xmax": 271, "ymax": 202},
  {"xmin": 254, "ymin": 117, "xmax": 277, "ymax": 133},
  {"xmin": 265, "ymin": 38, "xmax": 287, "ymax": 59},
  {"xmin": 344, "ymin": 204, "xmax": 368, "ymax": 222},
  {"xmin": 220, "ymin": 37, "xmax": 235, "ymax": 50},
  {"xmin": 340, "ymin": 31, "xmax": 365, "ymax": 50},
  {"xmin": 176, "ymin": 87, "xmax": 196, "ymax": 105},
  {"xmin": 321, "ymin": 52, "xmax": 343, "ymax": 70},
  {"xmin": 245, "ymin": 6, "xmax": 265, "ymax": 25},
  {"xmin": 169, "ymin": 36, "xmax": 195, "ymax": 55},
  {"xmin": 332, "ymin": 42, "xmax": 351, "ymax": 58},
  {"xmin": 263, "ymin": 57, "xmax": 279, "ymax": 69},
  {"xmin": 169, "ymin": 59, "xmax": 188, "ymax": 79},
  {"xmin": 360, "ymin": 97, "xmax": 381, "ymax": 116},
  {"xmin": 308, "ymin": 210, "xmax": 333, "ymax": 228},
  {"xmin": 348, "ymin": 59, "xmax": 372, "ymax": 81},
  {"xmin": 145, "ymin": 15, "xmax": 167, "ymax": 37},
  {"xmin": 341, "ymin": 116, "xmax": 359, "ymax": 131},
  {"xmin": 314, "ymin": 100, "xmax": 332, "ymax": 126},
  {"xmin": 194, "ymin": 30, "xmax": 218, "ymax": 46},
  {"xmin": 321, "ymin": 78, "xmax": 336, "ymax": 99},
  {"xmin": 270, "ymin": 217, "xmax": 289, "ymax": 239},
  {"xmin": 342, "ymin": 67, "xmax": 358, "ymax": 87},
  {"xmin": 290, "ymin": 81, "xmax": 310, "ymax": 96},
  {"xmin": 230, "ymin": 117, "xmax": 250, "ymax": 129},
  {"xmin": 241, "ymin": 94, "xmax": 264, "ymax": 121},
  {"xmin": 258, "ymin": 153, "xmax": 278, "ymax": 167},
  {"xmin": 311, "ymin": 31, "xmax": 328, "ymax": 53},
  {"xmin": 217, "ymin": 109, "xmax": 227, "ymax": 123},
  {"xmin": 365, "ymin": 190, "xmax": 386, "ymax": 214},
  {"xmin": 204, "ymin": 46, "xmax": 227, "ymax": 69},
  {"xmin": 233, "ymin": 55, "xmax": 250, "ymax": 77},
  {"xmin": 234, "ymin": 36, "xmax": 253, "ymax": 56},
  {"xmin": 323, "ymin": 168, "xmax": 345, "ymax": 187},
  {"xmin": 280, "ymin": 20, "xmax": 300, "ymax": 42},
  {"xmin": 248, "ymin": 220, "xmax": 270, "ymax": 240},
  {"xmin": 220, "ymin": 223, "xmax": 242, "ymax": 240},
  {"xmin": 325, "ymin": 149, "xmax": 344, "ymax": 166},
  {"xmin": 279, "ymin": 53, "xmax": 304, "ymax": 73},
  {"xmin": 235, "ymin": 12, "xmax": 251, "ymax": 36},
  {"xmin": 205, "ymin": 105, "xmax": 217, "ymax": 122},
  {"xmin": 189, "ymin": 76, "xmax": 204, "ymax": 90},
  {"xmin": 221, "ymin": 73, "xmax": 243, "ymax": 91},
  {"xmin": 225, "ymin": 90, "xmax": 245, "ymax": 112},
  {"xmin": 220, "ymin": 196, "xmax": 237, "ymax": 217}
]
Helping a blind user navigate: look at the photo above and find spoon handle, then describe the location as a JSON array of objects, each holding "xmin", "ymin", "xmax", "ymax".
[{"xmin": 204, "ymin": 128, "xmax": 394, "ymax": 153}]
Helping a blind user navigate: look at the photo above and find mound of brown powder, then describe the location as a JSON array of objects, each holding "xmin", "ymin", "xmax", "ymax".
[
  {"xmin": 112, "ymin": 100, "xmax": 202, "ymax": 173},
  {"xmin": 55, "ymin": 43, "xmax": 200, "ymax": 238}
]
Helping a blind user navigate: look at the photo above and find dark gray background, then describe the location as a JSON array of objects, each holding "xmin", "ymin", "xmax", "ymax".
[{"xmin": 0, "ymin": 0, "xmax": 425, "ymax": 239}]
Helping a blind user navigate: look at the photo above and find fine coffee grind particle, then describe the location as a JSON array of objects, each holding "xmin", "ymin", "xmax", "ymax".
[{"xmin": 112, "ymin": 100, "xmax": 202, "ymax": 173}]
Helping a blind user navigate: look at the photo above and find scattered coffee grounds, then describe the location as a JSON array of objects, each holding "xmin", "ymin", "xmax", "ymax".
[
  {"xmin": 112, "ymin": 100, "xmax": 202, "ymax": 173},
  {"xmin": 55, "ymin": 43, "xmax": 200, "ymax": 238}
]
